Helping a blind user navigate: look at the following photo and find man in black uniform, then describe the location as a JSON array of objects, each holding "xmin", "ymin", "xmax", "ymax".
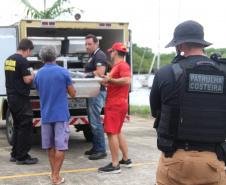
[
  {"xmin": 150, "ymin": 20, "xmax": 226, "ymax": 184},
  {"xmin": 5, "ymin": 38, "xmax": 38, "ymax": 165},
  {"xmin": 84, "ymin": 34, "xmax": 108, "ymax": 160}
]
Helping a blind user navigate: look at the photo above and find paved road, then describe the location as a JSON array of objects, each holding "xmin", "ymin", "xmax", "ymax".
[{"xmin": 0, "ymin": 115, "xmax": 160, "ymax": 185}]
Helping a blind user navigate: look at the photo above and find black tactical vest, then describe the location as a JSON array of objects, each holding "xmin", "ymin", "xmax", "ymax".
[{"xmin": 157, "ymin": 58, "xmax": 226, "ymax": 144}]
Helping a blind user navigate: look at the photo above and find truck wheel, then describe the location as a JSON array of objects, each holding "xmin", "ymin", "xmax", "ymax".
[
  {"xmin": 83, "ymin": 126, "xmax": 93, "ymax": 142},
  {"xmin": 6, "ymin": 108, "xmax": 14, "ymax": 146}
]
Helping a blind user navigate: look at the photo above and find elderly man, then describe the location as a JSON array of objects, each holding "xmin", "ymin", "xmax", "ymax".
[{"xmin": 34, "ymin": 46, "xmax": 76, "ymax": 184}]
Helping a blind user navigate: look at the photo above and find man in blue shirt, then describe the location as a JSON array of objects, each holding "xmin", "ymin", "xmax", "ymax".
[{"xmin": 34, "ymin": 46, "xmax": 76, "ymax": 184}]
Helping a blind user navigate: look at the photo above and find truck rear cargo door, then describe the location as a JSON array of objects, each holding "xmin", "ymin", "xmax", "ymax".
[{"xmin": 0, "ymin": 26, "xmax": 18, "ymax": 96}]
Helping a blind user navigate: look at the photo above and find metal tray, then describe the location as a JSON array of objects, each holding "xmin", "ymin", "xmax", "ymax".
[
  {"xmin": 28, "ymin": 37, "xmax": 64, "ymax": 57},
  {"xmin": 72, "ymin": 78, "xmax": 102, "ymax": 98},
  {"xmin": 67, "ymin": 36, "xmax": 102, "ymax": 54}
]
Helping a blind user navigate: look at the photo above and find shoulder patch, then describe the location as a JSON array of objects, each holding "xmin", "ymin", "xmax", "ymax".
[{"xmin": 97, "ymin": 62, "xmax": 102, "ymax": 66}]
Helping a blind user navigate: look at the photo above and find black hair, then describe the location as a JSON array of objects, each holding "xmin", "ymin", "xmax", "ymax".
[
  {"xmin": 85, "ymin": 34, "xmax": 98, "ymax": 43},
  {"xmin": 116, "ymin": 50, "xmax": 126, "ymax": 57}
]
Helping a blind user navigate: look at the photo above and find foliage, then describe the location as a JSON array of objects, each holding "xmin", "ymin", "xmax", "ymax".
[
  {"xmin": 205, "ymin": 48, "xmax": 226, "ymax": 58},
  {"xmin": 130, "ymin": 105, "xmax": 152, "ymax": 119},
  {"xmin": 133, "ymin": 44, "xmax": 155, "ymax": 74},
  {"xmin": 21, "ymin": 0, "xmax": 83, "ymax": 19},
  {"xmin": 132, "ymin": 44, "xmax": 175, "ymax": 74},
  {"xmin": 132, "ymin": 44, "xmax": 226, "ymax": 74}
]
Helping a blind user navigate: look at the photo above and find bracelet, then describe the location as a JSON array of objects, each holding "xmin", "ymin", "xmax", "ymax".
[{"xmin": 108, "ymin": 78, "xmax": 111, "ymax": 84}]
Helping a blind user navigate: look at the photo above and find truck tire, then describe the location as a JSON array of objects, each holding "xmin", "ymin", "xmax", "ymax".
[
  {"xmin": 6, "ymin": 108, "xmax": 14, "ymax": 146},
  {"xmin": 83, "ymin": 125, "xmax": 93, "ymax": 142}
]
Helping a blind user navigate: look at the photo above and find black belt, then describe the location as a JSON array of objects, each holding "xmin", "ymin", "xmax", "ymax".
[{"xmin": 177, "ymin": 142, "xmax": 216, "ymax": 153}]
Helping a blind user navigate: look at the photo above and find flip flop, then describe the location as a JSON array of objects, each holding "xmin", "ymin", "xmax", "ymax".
[
  {"xmin": 52, "ymin": 178, "xmax": 66, "ymax": 184},
  {"xmin": 48, "ymin": 173, "xmax": 52, "ymax": 179}
]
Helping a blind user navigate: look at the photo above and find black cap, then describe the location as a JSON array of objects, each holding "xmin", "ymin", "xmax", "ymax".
[{"xmin": 165, "ymin": 20, "xmax": 212, "ymax": 48}]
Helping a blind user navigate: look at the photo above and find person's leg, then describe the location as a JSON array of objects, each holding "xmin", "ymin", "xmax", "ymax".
[
  {"xmin": 86, "ymin": 91, "xmax": 106, "ymax": 152},
  {"xmin": 7, "ymin": 95, "xmax": 19, "ymax": 160},
  {"xmin": 47, "ymin": 147, "xmax": 66, "ymax": 183},
  {"xmin": 10, "ymin": 110, "xmax": 19, "ymax": 159},
  {"xmin": 117, "ymin": 103, "xmax": 130, "ymax": 161},
  {"xmin": 16, "ymin": 115, "xmax": 33, "ymax": 160},
  {"xmin": 107, "ymin": 133, "xmax": 119, "ymax": 166},
  {"xmin": 47, "ymin": 146, "xmax": 56, "ymax": 173},
  {"xmin": 42, "ymin": 122, "xmax": 56, "ymax": 177},
  {"xmin": 12, "ymin": 95, "xmax": 35, "ymax": 161},
  {"xmin": 52, "ymin": 150, "xmax": 66, "ymax": 183},
  {"xmin": 51, "ymin": 121, "xmax": 69, "ymax": 183},
  {"xmin": 118, "ymin": 133, "xmax": 129, "ymax": 161}
]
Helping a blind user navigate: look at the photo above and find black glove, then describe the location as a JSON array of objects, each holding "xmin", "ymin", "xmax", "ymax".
[{"xmin": 85, "ymin": 72, "xmax": 95, "ymax": 78}]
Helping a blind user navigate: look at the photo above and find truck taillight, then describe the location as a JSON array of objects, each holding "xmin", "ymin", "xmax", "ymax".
[
  {"xmin": 30, "ymin": 101, "xmax": 40, "ymax": 109},
  {"xmin": 49, "ymin": 22, "xmax": 56, "ymax": 26},
  {"xmin": 42, "ymin": 22, "xmax": 48, "ymax": 26},
  {"xmin": 41, "ymin": 21, "xmax": 56, "ymax": 26},
  {"xmin": 98, "ymin": 23, "xmax": 112, "ymax": 28}
]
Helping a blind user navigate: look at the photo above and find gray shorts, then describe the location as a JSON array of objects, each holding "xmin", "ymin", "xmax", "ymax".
[{"xmin": 41, "ymin": 121, "xmax": 70, "ymax": 150}]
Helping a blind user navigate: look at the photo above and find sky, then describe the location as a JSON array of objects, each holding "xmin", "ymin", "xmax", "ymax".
[{"xmin": 0, "ymin": 0, "xmax": 226, "ymax": 54}]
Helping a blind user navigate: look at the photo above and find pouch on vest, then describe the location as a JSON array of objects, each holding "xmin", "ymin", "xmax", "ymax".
[
  {"xmin": 157, "ymin": 137, "xmax": 177, "ymax": 157},
  {"xmin": 153, "ymin": 110, "xmax": 161, "ymax": 129}
]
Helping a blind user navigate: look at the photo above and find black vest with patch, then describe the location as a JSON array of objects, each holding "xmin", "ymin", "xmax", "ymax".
[{"xmin": 158, "ymin": 58, "xmax": 226, "ymax": 144}]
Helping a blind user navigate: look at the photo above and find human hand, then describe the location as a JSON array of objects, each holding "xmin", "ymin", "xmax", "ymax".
[{"xmin": 100, "ymin": 75, "xmax": 109, "ymax": 87}]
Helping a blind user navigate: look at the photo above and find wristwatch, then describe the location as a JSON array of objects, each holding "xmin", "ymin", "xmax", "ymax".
[{"xmin": 108, "ymin": 78, "xmax": 111, "ymax": 84}]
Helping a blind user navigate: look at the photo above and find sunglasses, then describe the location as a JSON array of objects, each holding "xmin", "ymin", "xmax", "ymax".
[{"xmin": 110, "ymin": 50, "xmax": 115, "ymax": 53}]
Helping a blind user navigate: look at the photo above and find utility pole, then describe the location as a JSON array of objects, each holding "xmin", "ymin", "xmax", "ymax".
[
  {"xmin": 157, "ymin": 0, "xmax": 161, "ymax": 69},
  {"xmin": 44, "ymin": 0, "xmax": 46, "ymax": 11}
]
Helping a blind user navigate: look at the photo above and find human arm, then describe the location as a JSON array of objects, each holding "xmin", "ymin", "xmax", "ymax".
[
  {"xmin": 85, "ymin": 51, "xmax": 107, "ymax": 77},
  {"xmin": 100, "ymin": 75, "xmax": 131, "ymax": 87},
  {"xmin": 85, "ymin": 65, "xmax": 106, "ymax": 77},
  {"xmin": 67, "ymin": 85, "xmax": 76, "ymax": 98},
  {"xmin": 23, "ymin": 72, "xmax": 35, "ymax": 84},
  {"xmin": 93, "ymin": 66, "xmax": 106, "ymax": 77},
  {"xmin": 21, "ymin": 61, "xmax": 35, "ymax": 84},
  {"xmin": 150, "ymin": 65, "xmax": 175, "ymax": 118},
  {"xmin": 150, "ymin": 73, "xmax": 161, "ymax": 118},
  {"xmin": 66, "ymin": 70, "xmax": 76, "ymax": 97}
]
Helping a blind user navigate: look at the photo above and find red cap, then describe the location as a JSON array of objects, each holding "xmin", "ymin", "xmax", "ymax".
[{"xmin": 107, "ymin": 42, "xmax": 127, "ymax": 53}]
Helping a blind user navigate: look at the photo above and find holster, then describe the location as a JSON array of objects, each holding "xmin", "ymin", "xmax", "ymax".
[{"xmin": 217, "ymin": 142, "xmax": 226, "ymax": 161}]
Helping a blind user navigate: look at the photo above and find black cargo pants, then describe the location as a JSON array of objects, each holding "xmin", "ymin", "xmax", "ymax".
[{"xmin": 7, "ymin": 94, "xmax": 34, "ymax": 161}]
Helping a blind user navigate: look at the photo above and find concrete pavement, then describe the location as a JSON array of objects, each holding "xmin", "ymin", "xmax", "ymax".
[{"xmin": 0, "ymin": 115, "xmax": 161, "ymax": 185}]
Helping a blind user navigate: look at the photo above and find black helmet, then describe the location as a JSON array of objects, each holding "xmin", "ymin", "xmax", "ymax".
[{"xmin": 165, "ymin": 20, "xmax": 212, "ymax": 48}]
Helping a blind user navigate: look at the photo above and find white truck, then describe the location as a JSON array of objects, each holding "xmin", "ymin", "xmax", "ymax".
[{"xmin": 0, "ymin": 19, "xmax": 132, "ymax": 145}]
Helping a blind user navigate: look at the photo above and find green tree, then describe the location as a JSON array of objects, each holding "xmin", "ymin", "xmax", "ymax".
[
  {"xmin": 21, "ymin": 0, "xmax": 83, "ymax": 19},
  {"xmin": 205, "ymin": 48, "xmax": 226, "ymax": 58},
  {"xmin": 132, "ymin": 44, "xmax": 226, "ymax": 74},
  {"xmin": 132, "ymin": 44, "xmax": 178, "ymax": 74}
]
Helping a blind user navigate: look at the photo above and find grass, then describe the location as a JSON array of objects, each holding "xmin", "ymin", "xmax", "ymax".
[{"xmin": 129, "ymin": 105, "xmax": 152, "ymax": 119}]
